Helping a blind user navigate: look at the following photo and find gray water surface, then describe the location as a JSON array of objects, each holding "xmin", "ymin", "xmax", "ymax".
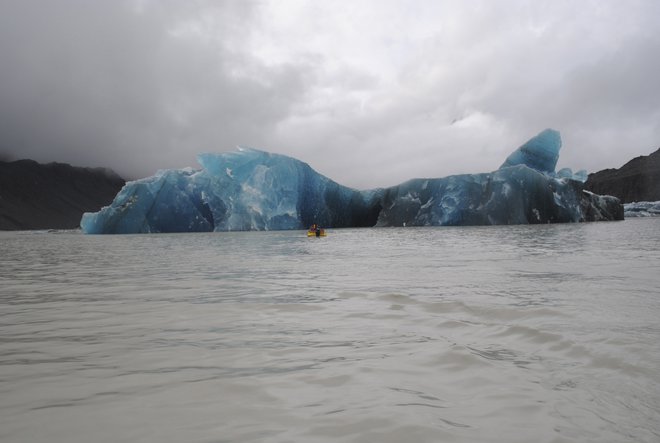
[{"xmin": 1, "ymin": 219, "xmax": 659, "ymax": 442}]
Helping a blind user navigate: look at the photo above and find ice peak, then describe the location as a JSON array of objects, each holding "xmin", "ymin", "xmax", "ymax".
[{"xmin": 500, "ymin": 129, "xmax": 562, "ymax": 174}]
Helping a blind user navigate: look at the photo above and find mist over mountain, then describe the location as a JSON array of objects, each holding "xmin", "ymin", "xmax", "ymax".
[{"xmin": 0, "ymin": 160, "xmax": 124, "ymax": 230}]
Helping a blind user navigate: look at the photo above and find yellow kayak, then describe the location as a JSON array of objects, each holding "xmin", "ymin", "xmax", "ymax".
[{"xmin": 307, "ymin": 230, "xmax": 327, "ymax": 237}]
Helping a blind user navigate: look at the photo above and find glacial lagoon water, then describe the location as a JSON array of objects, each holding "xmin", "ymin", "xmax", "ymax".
[{"xmin": 1, "ymin": 218, "xmax": 659, "ymax": 443}]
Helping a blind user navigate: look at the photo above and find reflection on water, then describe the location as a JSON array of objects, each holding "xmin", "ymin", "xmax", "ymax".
[{"xmin": 1, "ymin": 219, "xmax": 659, "ymax": 443}]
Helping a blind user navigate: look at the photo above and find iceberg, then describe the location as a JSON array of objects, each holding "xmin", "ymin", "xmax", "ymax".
[
  {"xmin": 81, "ymin": 129, "xmax": 623, "ymax": 234},
  {"xmin": 623, "ymin": 201, "xmax": 660, "ymax": 217}
]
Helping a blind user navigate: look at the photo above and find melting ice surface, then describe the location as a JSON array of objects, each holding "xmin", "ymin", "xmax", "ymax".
[{"xmin": 81, "ymin": 129, "xmax": 623, "ymax": 234}]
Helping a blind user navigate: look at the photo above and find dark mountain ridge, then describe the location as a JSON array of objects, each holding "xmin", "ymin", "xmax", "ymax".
[
  {"xmin": 585, "ymin": 148, "xmax": 660, "ymax": 203},
  {"xmin": 0, "ymin": 159, "xmax": 125, "ymax": 230}
]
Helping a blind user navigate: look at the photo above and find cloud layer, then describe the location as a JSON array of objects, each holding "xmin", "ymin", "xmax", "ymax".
[{"xmin": 1, "ymin": 0, "xmax": 659, "ymax": 188}]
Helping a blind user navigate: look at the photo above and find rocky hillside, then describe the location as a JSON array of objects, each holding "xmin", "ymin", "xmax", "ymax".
[
  {"xmin": 585, "ymin": 148, "xmax": 660, "ymax": 203},
  {"xmin": 0, "ymin": 160, "xmax": 125, "ymax": 230}
]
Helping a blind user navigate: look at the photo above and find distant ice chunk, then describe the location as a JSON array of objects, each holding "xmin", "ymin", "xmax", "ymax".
[{"xmin": 623, "ymin": 201, "xmax": 660, "ymax": 217}]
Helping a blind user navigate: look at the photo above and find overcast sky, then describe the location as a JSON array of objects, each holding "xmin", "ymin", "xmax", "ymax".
[{"xmin": 1, "ymin": 0, "xmax": 659, "ymax": 188}]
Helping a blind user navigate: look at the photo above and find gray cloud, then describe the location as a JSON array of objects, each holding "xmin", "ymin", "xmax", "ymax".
[
  {"xmin": 1, "ymin": 0, "xmax": 659, "ymax": 189},
  {"xmin": 0, "ymin": 0, "xmax": 307, "ymax": 177}
]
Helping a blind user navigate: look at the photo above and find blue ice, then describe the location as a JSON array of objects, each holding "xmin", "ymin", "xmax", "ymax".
[{"xmin": 81, "ymin": 130, "xmax": 623, "ymax": 234}]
